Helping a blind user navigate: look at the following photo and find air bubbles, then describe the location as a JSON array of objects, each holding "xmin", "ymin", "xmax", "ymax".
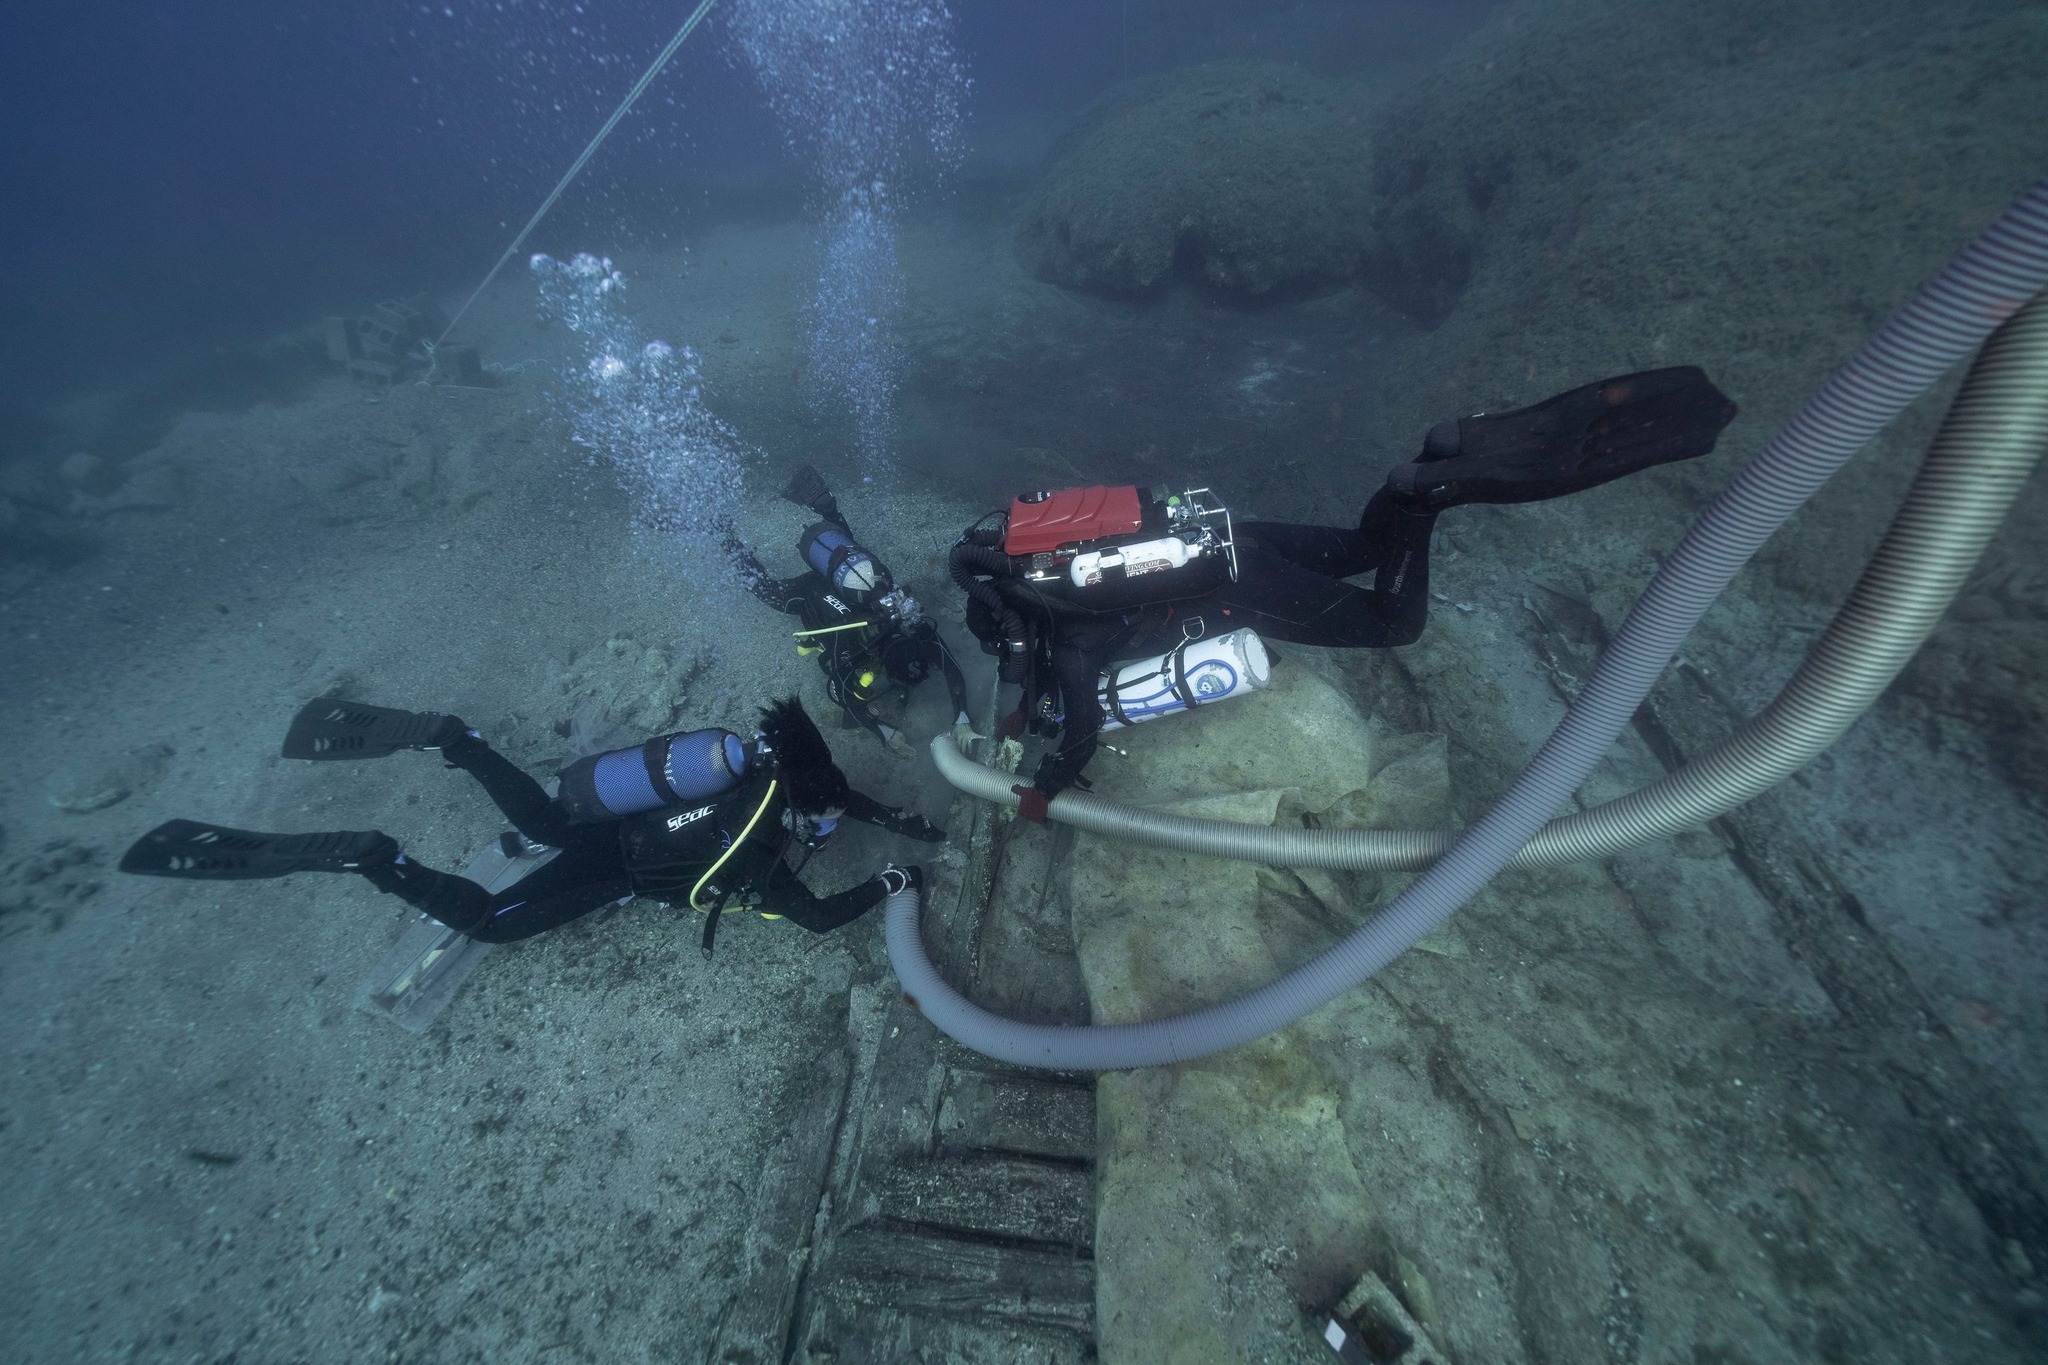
[
  {"xmin": 534, "ymin": 257, "xmax": 751, "ymax": 581},
  {"xmin": 727, "ymin": 0, "xmax": 967, "ymax": 479}
]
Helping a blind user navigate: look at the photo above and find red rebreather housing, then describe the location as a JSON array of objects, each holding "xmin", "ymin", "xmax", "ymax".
[{"xmin": 1003, "ymin": 486, "xmax": 1144, "ymax": 556}]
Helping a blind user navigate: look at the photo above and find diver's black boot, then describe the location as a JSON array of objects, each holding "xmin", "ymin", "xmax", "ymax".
[
  {"xmin": 282, "ymin": 698, "xmax": 469, "ymax": 760},
  {"xmin": 1387, "ymin": 367, "xmax": 1738, "ymax": 512},
  {"xmin": 357, "ymin": 852, "xmax": 492, "ymax": 933},
  {"xmin": 120, "ymin": 821, "xmax": 401, "ymax": 881}
]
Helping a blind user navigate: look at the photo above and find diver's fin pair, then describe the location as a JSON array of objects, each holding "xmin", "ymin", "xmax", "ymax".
[
  {"xmin": 281, "ymin": 698, "xmax": 464, "ymax": 761},
  {"xmin": 1388, "ymin": 366, "xmax": 1738, "ymax": 512},
  {"xmin": 120, "ymin": 820, "xmax": 398, "ymax": 881}
]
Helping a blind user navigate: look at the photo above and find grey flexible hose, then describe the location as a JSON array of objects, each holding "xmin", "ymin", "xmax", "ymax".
[
  {"xmin": 889, "ymin": 177, "xmax": 2048, "ymax": 1071},
  {"xmin": 929, "ymin": 286, "xmax": 2048, "ymax": 870}
]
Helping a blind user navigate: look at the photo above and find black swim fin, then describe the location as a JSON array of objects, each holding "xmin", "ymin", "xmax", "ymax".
[
  {"xmin": 780, "ymin": 463, "xmax": 838, "ymax": 518},
  {"xmin": 1388, "ymin": 367, "xmax": 1738, "ymax": 511},
  {"xmin": 281, "ymin": 698, "xmax": 464, "ymax": 761},
  {"xmin": 120, "ymin": 820, "xmax": 398, "ymax": 881}
]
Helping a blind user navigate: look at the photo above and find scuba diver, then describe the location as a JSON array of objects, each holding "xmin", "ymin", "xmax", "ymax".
[
  {"xmin": 120, "ymin": 695, "xmax": 945, "ymax": 951},
  {"xmin": 949, "ymin": 367, "xmax": 1740, "ymax": 820},
  {"xmin": 725, "ymin": 464, "xmax": 972, "ymax": 756}
]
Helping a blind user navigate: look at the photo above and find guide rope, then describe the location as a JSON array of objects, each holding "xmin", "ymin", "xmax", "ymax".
[{"xmin": 436, "ymin": 0, "xmax": 721, "ymax": 347}]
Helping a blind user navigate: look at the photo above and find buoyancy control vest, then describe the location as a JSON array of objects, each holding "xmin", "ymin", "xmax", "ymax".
[
  {"xmin": 614, "ymin": 770, "xmax": 792, "ymax": 961},
  {"xmin": 788, "ymin": 521, "xmax": 929, "ymax": 701},
  {"xmin": 613, "ymin": 770, "xmax": 778, "ymax": 882}
]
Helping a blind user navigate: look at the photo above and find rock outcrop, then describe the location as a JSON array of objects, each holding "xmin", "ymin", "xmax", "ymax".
[{"xmin": 1015, "ymin": 62, "xmax": 1379, "ymax": 303}]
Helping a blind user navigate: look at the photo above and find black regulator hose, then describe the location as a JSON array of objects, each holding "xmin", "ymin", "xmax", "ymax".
[{"xmin": 949, "ymin": 541, "xmax": 1030, "ymax": 681}]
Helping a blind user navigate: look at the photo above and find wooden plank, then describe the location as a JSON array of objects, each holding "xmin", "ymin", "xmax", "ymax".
[
  {"xmin": 873, "ymin": 1153, "xmax": 1094, "ymax": 1250},
  {"xmin": 814, "ymin": 1226, "xmax": 1094, "ymax": 1336},
  {"xmin": 843, "ymin": 994, "xmax": 948, "ymax": 1178},
  {"xmin": 967, "ymin": 820, "xmax": 1098, "ymax": 1024},
  {"xmin": 1536, "ymin": 602, "xmax": 2048, "ymax": 1263},
  {"xmin": 938, "ymin": 1070, "xmax": 1095, "ymax": 1164},
  {"xmin": 712, "ymin": 1044, "xmax": 853, "ymax": 1365},
  {"xmin": 787, "ymin": 716, "xmax": 1101, "ymax": 1359},
  {"xmin": 797, "ymin": 1295, "xmax": 1094, "ymax": 1364},
  {"xmin": 942, "ymin": 731, "xmax": 1024, "ymax": 984}
]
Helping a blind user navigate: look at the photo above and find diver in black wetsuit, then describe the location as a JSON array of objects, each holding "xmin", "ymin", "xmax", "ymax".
[
  {"xmin": 952, "ymin": 368, "xmax": 1740, "ymax": 819},
  {"xmin": 725, "ymin": 465, "xmax": 972, "ymax": 756},
  {"xmin": 119, "ymin": 696, "xmax": 943, "ymax": 947}
]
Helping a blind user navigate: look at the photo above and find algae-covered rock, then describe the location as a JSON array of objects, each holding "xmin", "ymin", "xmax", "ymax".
[
  {"xmin": 1016, "ymin": 61, "xmax": 1379, "ymax": 301},
  {"xmin": 1083, "ymin": 660, "xmax": 1376, "ymax": 812},
  {"xmin": 1074, "ymin": 788, "xmax": 1383, "ymax": 1363},
  {"xmin": 1065, "ymin": 652, "xmax": 1451, "ymax": 1362},
  {"xmin": 1898, "ymin": 617, "xmax": 2048, "ymax": 798}
]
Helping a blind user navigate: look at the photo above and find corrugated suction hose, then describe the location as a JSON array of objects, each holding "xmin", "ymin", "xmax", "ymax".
[{"xmin": 893, "ymin": 178, "xmax": 2048, "ymax": 1071}]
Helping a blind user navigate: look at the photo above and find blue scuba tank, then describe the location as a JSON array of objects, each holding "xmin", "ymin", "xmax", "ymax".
[
  {"xmin": 556, "ymin": 727, "xmax": 751, "ymax": 825},
  {"xmin": 799, "ymin": 522, "xmax": 889, "ymax": 596}
]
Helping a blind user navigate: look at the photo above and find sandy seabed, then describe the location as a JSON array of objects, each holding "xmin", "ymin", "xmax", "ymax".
[{"xmin": 2, "ymin": 159, "xmax": 2044, "ymax": 1361}]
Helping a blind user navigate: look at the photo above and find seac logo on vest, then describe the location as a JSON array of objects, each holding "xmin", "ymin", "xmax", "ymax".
[
  {"xmin": 823, "ymin": 594, "xmax": 851, "ymax": 615},
  {"xmin": 666, "ymin": 805, "xmax": 714, "ymax": 833}
]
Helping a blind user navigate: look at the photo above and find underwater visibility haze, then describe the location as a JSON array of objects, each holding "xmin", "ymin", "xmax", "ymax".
[{"xmin": 3, "ymin": 1, "xmax": 2047, "ymax": 1361}]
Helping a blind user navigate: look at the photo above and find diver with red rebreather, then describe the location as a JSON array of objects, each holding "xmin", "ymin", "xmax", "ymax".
[
  {"xmin": 950, "ymin": 368, "xmax": 1740, "ymax": 820},
  {"xmin": 118, "ymin": 695, "xmax": 942, "ymax": 954}
]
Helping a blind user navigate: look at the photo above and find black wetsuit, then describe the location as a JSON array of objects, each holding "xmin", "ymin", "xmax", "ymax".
[
  {"xmin": 1005, "ymin": 488, "xmax": 1439, "ymax": 796},
  {"xmin": 978, "ymin": 366, "xmax": 1742, "ymax": 797},
  {"xmin": 359, "ymin": 734, "xmax": 896, "ymax": 943},
  {"xmin": 731, "ymin": 510, "xmax": 969, "ymax": 745}
]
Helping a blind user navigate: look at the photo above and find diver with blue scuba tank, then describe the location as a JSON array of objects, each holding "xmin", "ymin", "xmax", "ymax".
[
  {"xmin": 118, "ymin": 696, "xmax": 943, "ymax": 952},
  {"xmin": 725, "ymin": 464, "xmax": 972, "ymax": 757},
  {"xmin": 952, "ymin": 368, "xmax": 1741, "ymax": 819}
]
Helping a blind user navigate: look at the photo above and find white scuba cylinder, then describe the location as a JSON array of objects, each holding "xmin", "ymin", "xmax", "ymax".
[
  {"xmin": 1097, "ymin": 628, "xmax": 1271, "ymax": 732},
  {"xmin": 1068, "ymin": 535, "xmax": 1200, "ymax": 588}
]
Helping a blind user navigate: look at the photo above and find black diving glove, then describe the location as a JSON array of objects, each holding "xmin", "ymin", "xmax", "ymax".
[{"xmin": 881, "ymin": 809, "xmax": 946, "ymax": 843}]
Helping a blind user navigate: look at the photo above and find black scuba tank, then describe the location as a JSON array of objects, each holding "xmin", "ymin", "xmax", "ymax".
[{"xmin": 556, "ymin": 728, "xmax": 752, "ymax": 825}]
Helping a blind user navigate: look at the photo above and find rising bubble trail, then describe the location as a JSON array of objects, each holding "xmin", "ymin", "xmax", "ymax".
[
  {"xmin": 728, "ymin": 0, "xmax": 967, "ymax": 478},
  {"xmin": 531, "ymin": 252, "xmax": 750, "ymax": 571}
]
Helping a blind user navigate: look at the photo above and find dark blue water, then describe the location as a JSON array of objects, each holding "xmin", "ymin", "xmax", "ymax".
[
  {"xmin": 0, "ymin": 0, "xmax": 1490, "ymax": 440},
  {"xmin": 7, "ymin": 4, "xmax": 2043, "ymax": 1362}
]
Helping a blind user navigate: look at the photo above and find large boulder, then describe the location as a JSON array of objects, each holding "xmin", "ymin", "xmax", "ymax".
[
  {"xmin": 1015, "ymin": 61, "xmax": 1379, "ymax": 302},
  {"xmin": 1352, "ymin": 0, "xmax": 2048, "ymax": 582}
]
